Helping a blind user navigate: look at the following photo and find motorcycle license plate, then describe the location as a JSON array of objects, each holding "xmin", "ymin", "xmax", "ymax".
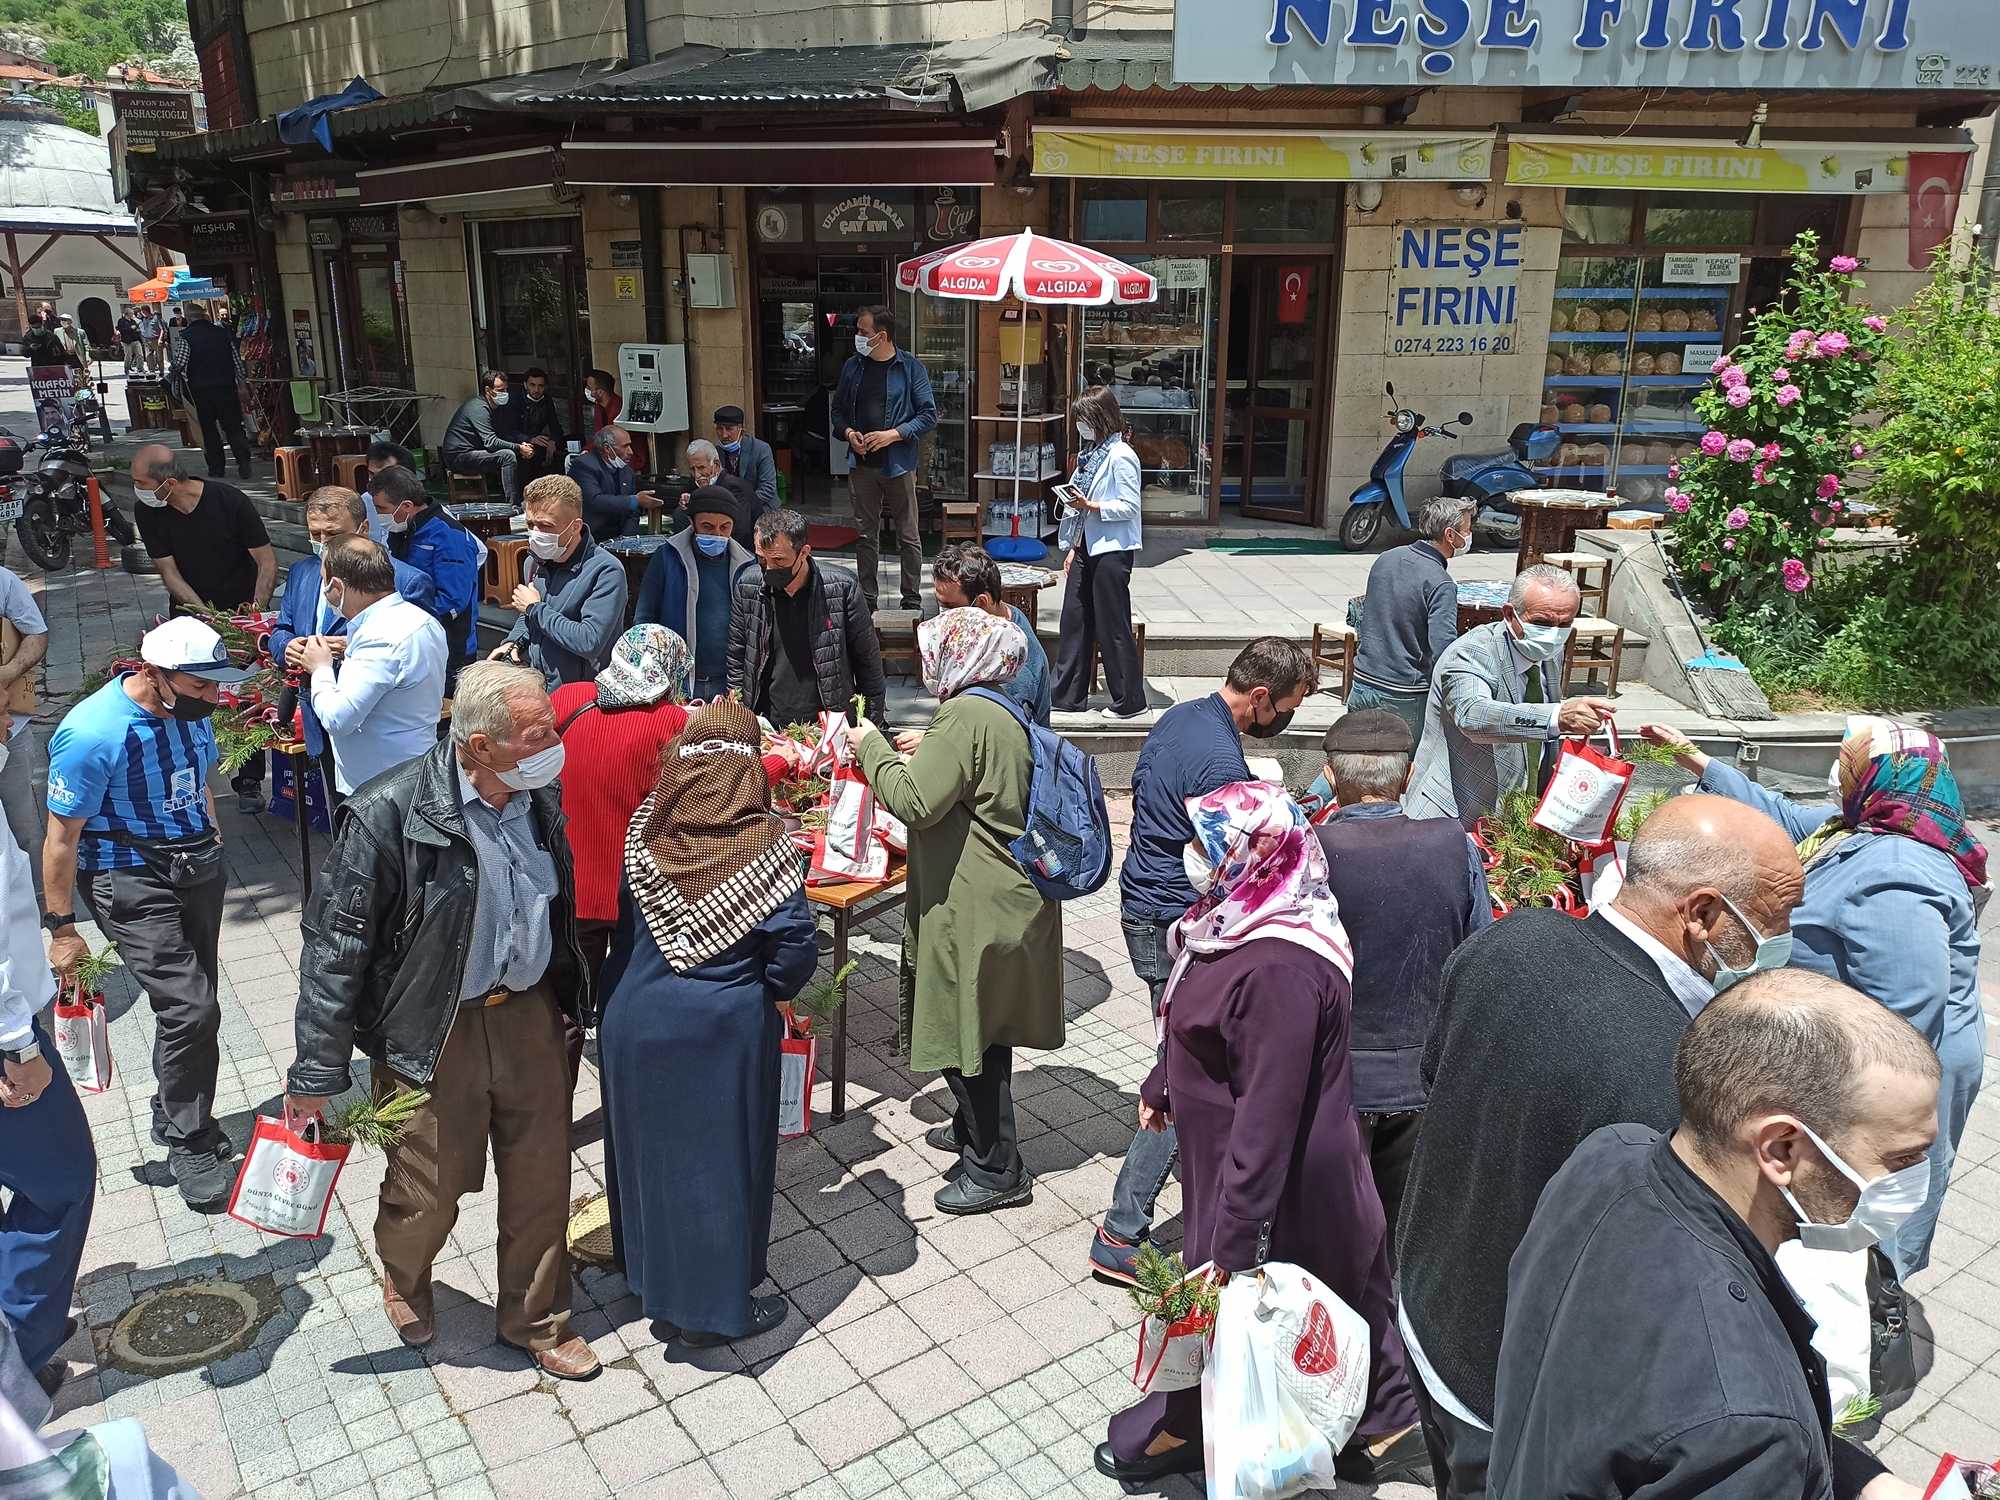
[{"xmin": 0, "ymin": 499, "xmax": 21, "ymax": 524}]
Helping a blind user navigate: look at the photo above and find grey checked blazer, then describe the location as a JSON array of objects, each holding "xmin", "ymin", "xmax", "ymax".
[{"xmin": 1402, "ymin": 620, "xmax": 1558, "ymax": 829}]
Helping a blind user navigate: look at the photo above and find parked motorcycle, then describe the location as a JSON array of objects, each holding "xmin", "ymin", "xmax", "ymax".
[
  {"xmin": 11, "ymin": 415, "xmax": 137, "ymax": 570},
  {"xmin": 1339, "ymin": 384, "xmax": 1474, "ymax": 551},
  {"xmin": 1440, "ymin": 419, "xmax": 1562, "ymax": 548}
]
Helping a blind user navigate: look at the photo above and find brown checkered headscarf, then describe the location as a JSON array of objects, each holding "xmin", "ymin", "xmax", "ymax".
[{"xmin": 625, "ymin": 699, "xmax": 802, "ymax": 971}]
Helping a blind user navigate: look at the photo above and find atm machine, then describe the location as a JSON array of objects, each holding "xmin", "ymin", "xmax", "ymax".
[{"xmin": 616, "ymin": 343, "xmax": 690, "ymax": 435}]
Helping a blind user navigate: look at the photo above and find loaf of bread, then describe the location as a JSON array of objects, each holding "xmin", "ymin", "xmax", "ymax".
[
  {"xmin": 1593, "ymin": 352, "xmax": 1623, "ymax": 375},
  {"xmin": 1655, "ymin": 350, "xmax": 1682, "ymax": 375},
  {"xmin": 1690, "ymin": 310, "xmax": 1719, "ymax": 332},
  {"xmin": 1565, "ymin": 353, "xmax": 1592, "ymax": 376},
  {"xmin": 1540, "ymin": 404, "xmax": 1561, "ymax": 424},
  {"xmin": 1581, "ymin": 443, "xmax": 1611, "ymax": 467},
  {"xmin": 1647, "ymin": 441, "xmax": 1676, "ymax": 466},
  {"xmin": 1631, "ymin": 353, "xmax": 1656, "ymax": 376},
  {"xmin": 1546, "ymin": 353, "xmax": 1566, "ymax": 376},
  {"xmin": 1636, "ymin": 309, "xmax": 1663, "ymax": 333},
  {"xmin": 1558, "ymin": 443, "xmax": 1583, "ymax": 468},
  {"xmin": 1663, "ymin": 309, "xmax": 1691, "ymax": 332},
  {"xmin": 1549, "ymin": 308, "xmax": 1570, "ymax": 333},
  {"xmin": 1572, "ymin": 308, "xmax": 1602, "ymax": 333},
  {"xmin": 1588, "ymin": 403, "xmax": 1613, "ymax": 424},
  {"xmin": 1601, "ymin": 308, "xmax": 1630, "ymax": 333}
]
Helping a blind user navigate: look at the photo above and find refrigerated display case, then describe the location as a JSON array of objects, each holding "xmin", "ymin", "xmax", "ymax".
[
  {"xmin": 902, "ymin": 288, "xmax": 971, "ymax": 502},
  {"xmin": 1078, "ymin": 253, "xmax": 1216, "ymax": 520}
]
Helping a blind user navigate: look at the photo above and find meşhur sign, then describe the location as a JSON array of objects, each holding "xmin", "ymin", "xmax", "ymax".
[{"xmin": 1174, "ymin": 0, "xmax": 1998, "ymax": 87}]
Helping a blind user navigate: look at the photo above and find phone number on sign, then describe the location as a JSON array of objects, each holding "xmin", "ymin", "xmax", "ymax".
[{"xmin": 1392, "ymin": 335, "xmax": 1514, "ymax": 356}]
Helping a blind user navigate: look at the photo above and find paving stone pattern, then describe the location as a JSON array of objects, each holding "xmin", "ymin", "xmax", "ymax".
[{"xmin": 6, "ymin": 369, "xmax": 1997, "ymax": 1500}]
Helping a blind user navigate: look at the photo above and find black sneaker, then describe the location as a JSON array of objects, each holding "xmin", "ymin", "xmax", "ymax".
[
  {"xmin": 934, "ymin": 1174, "xmax": 1031, "ymax": 1216},
  {"xmin": 1335, "ymin": 1426, "xmax": 1434, "ymax": 1486},
  {"xmin": 235, "ymin": 786, "xmax": 263, "ymax": 815},
  {"xmin": 237, "ymin": 461, "xmax": 253, "ymax": 481},
  {"xmin": 679, "ymin": 1296, "xmax": 788, "ymax": 1347},
  {"xmin": 168, "ymin": 1144, "xmax": 234, "ymax": 1210},
  {"xmin": 922, "ymin": 1123, "xmax": 960, "ymax": 1153}
]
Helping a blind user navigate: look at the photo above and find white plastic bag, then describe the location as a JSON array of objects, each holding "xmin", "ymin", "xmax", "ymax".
[
  {"xmin": 225, "ymin": 1112, "xmax": 348, "ymax": 1239},
  {"xmin": 1579, "ymin": 839, "xmax": 1630, "ymax": 910},
  {"xmin": 1776, "ymin": 1240, "xmax": 1873, "ymax": 1410},
  {"xmin": 1253, "ymin": 1262, "xmax": 1374, "ymax": 1454},
  {"xmin": 1202, "ymin": 1275, "xmax": 1338, "ymax": 1500}
]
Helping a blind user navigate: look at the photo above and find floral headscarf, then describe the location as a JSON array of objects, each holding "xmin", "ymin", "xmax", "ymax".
[
  {"xmin": 595, "ymin": 624, "xmax": 691, "ymax": 708},
  {"xmin": 1796, "ymin": 715, "xmax": 1988, "ymax": 892},
  {"xmin": 1159, "ymin": 782, "xmax": 1353, "ymax": 1022},
  {"xmin": 919, "ymin": 606, "xmax": 1026, "ymax": 702}
]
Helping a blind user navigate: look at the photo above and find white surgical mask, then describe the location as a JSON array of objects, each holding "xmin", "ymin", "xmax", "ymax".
[
  {"xmin": 383, "ymin": 511, "xmax": 408, "ymax": 534},
  {"xmin": 135, "ymin": 483, "xmax": 168, "ymax": 508},
  {"xmin": 0, "ymin": 740, "xmax": 8, "ymax": 773},
  {"xmin": 490, "ymin": 391, "xmax": 510, "ymax": 406},
  {"xmin": 310, "ymin": 540, "xmax": 326, "ymax": 557},
  {"xmin": 527, "ymin": 528, "xmax": 567, "ymax": 560},
  {"xmin": 493, "ymin": 741, "xmax": 565, "ymax": 792},
  {"xmin": 1781, "ymin": 1121, "xmax": 1931, "ymax": 1254},
  {"xmin": 1514, "ymin": 620, "xmax": 1571, "ymax": 664},
  {"xmin": 1183, "ymin": 843, "xmax": 1216, "ymax": 895},
  {"xmin": 1707, "ymin": 892, "xmax": 1793, "ymax": 993},
  {"xmin": 854, "ymin": 333, "xmax": 873, "ymax": 356},
  {"xmin": 1077, "ymin": 423, "xmax": 1097, "ymax": 443},
  {"xmin": 321, "ymin": 583, "xmax": 345, "ymax": 620},
  {"xmin": 607, "ymin": 455, "xmax": 626, "ymax": 470}
]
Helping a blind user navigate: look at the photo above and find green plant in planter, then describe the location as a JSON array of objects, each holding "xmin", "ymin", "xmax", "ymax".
[
  {"xmin": 1667, "ymin": 231, "xmax": 1890, "ymax": 610},
  {"xmin": 1127, "ymin": 1244, "xmax": 1221, "ymax": 1326}
]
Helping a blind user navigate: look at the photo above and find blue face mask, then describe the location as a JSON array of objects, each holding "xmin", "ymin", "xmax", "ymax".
[
  {"xmin": 695, "ymin": 533, "xmax": 729, "ymax": 556},
  {"xmin": 719, "ymin": 440, "xmax": 741, "ymax": 453},
  {"xmin": 1708, "ymin": 893, "xmax": 1793, "ymax": 992}
]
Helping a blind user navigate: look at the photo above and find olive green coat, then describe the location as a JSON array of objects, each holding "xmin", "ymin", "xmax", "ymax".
[{"xmin": 857, "ymin": 692, "xmax": 1064, "ymax": 1076}]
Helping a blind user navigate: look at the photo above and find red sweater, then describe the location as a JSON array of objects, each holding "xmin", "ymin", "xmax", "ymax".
[{"xmin": 552, "ymin": 682, "xmax": 788, "ymax": 922}]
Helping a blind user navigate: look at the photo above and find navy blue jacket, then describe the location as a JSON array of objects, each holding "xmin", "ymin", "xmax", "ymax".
[
  {"xmin": 574, "ymin": 451, "xmax": 641, "ymax": 542},
  {"xmin": 1119, "ymin": 693, "xmax": 1250, "ymax": 922},
  {"xmin": 829, "ymin": 348, "xmax": 937, "ymax": 480},
  {"xmin": 267, "ymin": 554, "xmax": 437, "ymax": 755},
  {"xmin": 388, "ymin": 505, "xmax": 482, "ymax": 658},
  {"xmin": 634, "ymin": 530, "xmax": 757, "ymax": 669}
]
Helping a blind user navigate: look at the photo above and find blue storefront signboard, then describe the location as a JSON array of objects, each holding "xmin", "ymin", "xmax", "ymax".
[{"xmin": 1389, "ymin": 224, "xmax": 1523, "ymax": 357}]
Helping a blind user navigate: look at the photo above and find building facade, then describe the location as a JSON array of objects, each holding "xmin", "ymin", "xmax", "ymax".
[{"xmin": 130, "ymin": 0, "xmax": 1999, "ymax": 531}]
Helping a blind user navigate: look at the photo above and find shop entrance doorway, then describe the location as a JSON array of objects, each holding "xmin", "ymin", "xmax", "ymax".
[
  {"xmin": 1224, "ymin": 256, "xmax": 1332, "ymax": 525},
  {"xmin": 474, "ymin": 217, "xmax": 589, "ymax": 436}
]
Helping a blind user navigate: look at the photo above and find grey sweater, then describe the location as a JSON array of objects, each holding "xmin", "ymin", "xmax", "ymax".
[
  {"xmin": 506, "ymin": 532, "xmax": 629, "ymax": 689},
  {"xmin": 1353, "ymin": 540, "xmax": 1458, "ymax": 693}
]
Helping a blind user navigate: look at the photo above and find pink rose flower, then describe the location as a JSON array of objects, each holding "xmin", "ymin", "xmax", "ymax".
[
  {"xmin": 1700, "ymin": 561, "xmax": 1713, "ymax": 572},
  {"xmin": 1726, "ymin": 438, "xmax": 1755, "ymax": 462},
  {"xmin": 1775, "ymin": 384, "xmax": 1802, "ymax": 406},
  {"xmin": 1669, "ymin": 494, "xmax": 1691, "ymax": 514},
  {"xmin": 1817, "ymin": 537, "xmax": 1829, "ymax": 548},
  {"xmin": 1720, "ymin": 365, "xmax": 1749, "ymax": 389},
  {"xmin": 1668, "ymin": 463, "xmax": 1681, "ymax": 479},
  {"xmin": 1750, "ymin": 465, "xmax": 1767, "ymax": 485},
  {"xmin": 1725, "ymin": 507, "xmax": 1749, "ymax": 529},
  {"xmin": 1701, "ymin": 430, "xmax": 1728, "ymax": 456},
  {"xmin": 1723, "ymin": 537, "xmax": 1736, "ymax": 550},
  {"xmin": 1816, "ymin": 331, "xmax": 1850, "ymax": 357},
  {"xmin": 1830, "ymin": 500, "xmax": 1843, "ymax": 512},
  {"xmin": 1817, "ymin": 473, "xmax": 1840, "ymax": 499},
  {"xmin": 1771, "ymin": 367, "xmax": 1790, "ymax": 382},
  {"xmin": 1831, "ymin": 255, "xmax": 1858, "ymax": 272},
  {"xmin": 1863, "ymin": 315, "xmax": 1887, "ymax": 332},
  {"xmin": 1782, "ymin": 557, "xmax": 1811, "ymax": 591},
  {"xmin": 1726, "ymin": 386, "xmax": 1752, "ymax": 408},
  {"xmin": 1710, "ymin": 356, "xmax": 1732, "ymax": 376},
  {"xmin": 1851, "ymin": 442, "xmax": 1865, "ymax": 458},
  {"xmin": 1760, "ymin": 443, "xmax": 1781, "ymax": 460},
  {"xmin": 1786, "ymin": 329, "xmax": 1815, "ymax": 359}
]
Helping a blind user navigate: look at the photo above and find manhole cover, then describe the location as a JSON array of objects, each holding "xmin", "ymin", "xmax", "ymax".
[{"xmin": 105, "ymin": 1277, "xmax": 274, "ymax": 1376}]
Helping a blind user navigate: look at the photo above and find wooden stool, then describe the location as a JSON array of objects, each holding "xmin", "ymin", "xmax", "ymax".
[
  {"xmin": 448, "ymin": 472, "xmax": 490, "ymax": 505},
  {"xmin": 1311, "ymin": 618, "xmax": 1359, "ymax": 700},
  {"xmin": 873, "ymin": 609, "xmax": 923, "ymax": 675},
  {"xmin": 274, "ymin": 446, "xmax": 314, "ymax": 503},
  {"xmin": 482, "ymin": 536, "xmax": 531, "ymax": 608},
  {"xmin": 1563, "ymin": 616, "xmax": 1625, "ymax": 696},
  {"xmin": 175, "ymin": 414, "xmax": 199, "ymax": 450},
  {"xmin": 1544, "ymin": 550, "xmax": 1611, "ymax": 619},
  {"xmin": 939, "ymin": 503, "xmax": 981, "ymax": 547},
  {"xmin": 1090, "ymin": 618, "xmax": 1146, "ymax": 695},
  {"xmin": 332, "ymin": 453, "xmax": 369, "ymax": 491}
]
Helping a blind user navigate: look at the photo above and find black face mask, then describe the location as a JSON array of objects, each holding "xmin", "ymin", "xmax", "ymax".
[
  {"xmin": 161, "ymin": 681, "xmax": 218, "ymax": 721},
  {"xmin": 763, "ymin": 562, "xmax": 799, "ymax": 594},
  {"xmin": 1244, "ymin": 703, "xmax": 1294, "ymax": 740}
]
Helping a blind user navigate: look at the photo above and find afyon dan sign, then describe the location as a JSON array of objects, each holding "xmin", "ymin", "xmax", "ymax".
[{"xmin": 1174, "ymin": 0, "xmax": 1998, "ymax": 88}]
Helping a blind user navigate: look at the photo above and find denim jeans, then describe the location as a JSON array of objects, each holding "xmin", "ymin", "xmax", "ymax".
[
  {"xmin": 1346, "ymin": 680, "xmax": 1429, "ymax": 750},
  {"xmin": 1103, "ymin": 912, "xmax": 1180, "ymax": 1242}
]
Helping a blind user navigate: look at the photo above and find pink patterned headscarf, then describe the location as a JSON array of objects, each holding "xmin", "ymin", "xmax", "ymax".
[{"xmin": 1160, "ymin": 782, "xmax": 1353, "ymax": 1024}]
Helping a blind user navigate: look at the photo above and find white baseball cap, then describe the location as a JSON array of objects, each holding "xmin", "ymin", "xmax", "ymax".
[{"xmin": 139, "ymin": 617, "xmax": 253, "ymax": 684}]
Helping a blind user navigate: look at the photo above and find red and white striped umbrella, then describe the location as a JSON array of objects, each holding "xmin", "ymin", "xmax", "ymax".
[{"xmin": 896, "ymin": 229, "xmax": 1156, "ymax": 305}]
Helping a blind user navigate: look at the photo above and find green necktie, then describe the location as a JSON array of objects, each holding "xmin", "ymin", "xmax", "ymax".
[{"xmin": 1526, "ymin": 663, "xmax": 1544, "ymax": 704}]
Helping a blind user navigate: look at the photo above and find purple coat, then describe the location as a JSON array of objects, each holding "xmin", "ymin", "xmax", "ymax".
[{"xmin": 1142, "ymin": 936, "xmax": 1417, "ymax": 1435}]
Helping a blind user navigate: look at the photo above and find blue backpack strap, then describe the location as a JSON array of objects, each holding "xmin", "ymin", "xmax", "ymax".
[{"xmin": 964, "ymin": 685, "xmax": 1030, "ymax": 727}]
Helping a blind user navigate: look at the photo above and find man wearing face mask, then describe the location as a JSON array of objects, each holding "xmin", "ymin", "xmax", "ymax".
[
  {"xmin": 441, "ymin": 370, "xmax": 532, "ymax": 506},
  {"xmin": 1490, "ymin": 969, "xmax": 1934, "ymax": 1500},
  {"xmin": 494, "ymin": 473, "xmax": 628, "ymax": 691},
  {"xmin": 42, "ymin": 618, "xmax": 248, "ymax": 1209},
  {"xmin": 1402, "ymin": 564, "xmax": 1617, "ymax": 829},
  {"xmin": 286, "ymin": 662, "xmax": 598, "ymax": 1380},
  {"xmin": 1396, "ymin": 793, "xmax": 1805, "ymax": 1500},
  {"xmin": 729, "ymin": 508, "xmax": 885, "ymax": 727},
  {"xmin": 501, "ymin": 366, "xmax": 569, "ymax": 487},
  {"xmin": 668, "ymin": 439, "xmax": 759, "ymax": 537},
  {"xmin": 574, "ymin": 426, "xmax": 662, "ymax": 543},
  {"xmin": 830, "ymin": 307, "xmax": 936, "ymax": 613},
  {"xmin": 373, "ymin": 464, "xmax": 484, "ymax": 693},
  {"xmin": 296, "ymin": 537, "xmax": 448, "ymax": 800},
  {"xmin": 711, "ymin": 404, "xmax": 778, "ymax": 518},
  {"xmin": 1349, "ymin": 496, "xmax": 1473, "ymax": 749},
  {"xmin": 1084, "ymin": 638, "xmax": 1319, "ymax": 1285},
  {"xmin": 633, "ymin": 486, "xmax": 755, "ymax": 702}
]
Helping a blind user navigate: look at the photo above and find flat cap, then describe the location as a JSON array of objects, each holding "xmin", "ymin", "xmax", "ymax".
[{"xmin": 1323, "ymin": 709, "xmax": 1415, "ymax": 755}]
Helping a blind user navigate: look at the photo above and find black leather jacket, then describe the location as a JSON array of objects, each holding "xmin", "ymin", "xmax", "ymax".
[
  {"xmin": 288, "ymin": 738, "xmax": 587, "ymax": 1096},
  {"xmin": 726, "ymin": 561, "xmax": 886, "ymax": 724}
]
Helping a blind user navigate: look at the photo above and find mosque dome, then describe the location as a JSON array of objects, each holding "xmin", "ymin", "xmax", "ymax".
[{"xmin": 0, "ymin": 99, "xmax": 122, "ymax": 223}]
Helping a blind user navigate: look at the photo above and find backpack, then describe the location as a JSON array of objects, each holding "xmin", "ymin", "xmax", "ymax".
[{"xmin": 965, "ymin": 687, "xmax": 1112, "ymax": 900}]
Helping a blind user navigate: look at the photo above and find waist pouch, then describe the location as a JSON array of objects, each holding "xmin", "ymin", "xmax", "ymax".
[{"xmin": 111, "ymin": 828, "xmax": 225, "ymax": 888}]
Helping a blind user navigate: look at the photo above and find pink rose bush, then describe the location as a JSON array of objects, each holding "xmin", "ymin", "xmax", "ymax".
[
  {"xmin": 1775, "ymin": 384, "xmax": 1802, "ymax": 406},
  {"xmin": 1782, "ymin": 558, "xmax": 1811, "ymax": 591},
  {"xmin": 1830, "ymin": 255, "xmax": 1858, "ymax": 273},
  {"xmin": 1816, "ymin": 473, "xmax": 1840, "ymax": 499}
]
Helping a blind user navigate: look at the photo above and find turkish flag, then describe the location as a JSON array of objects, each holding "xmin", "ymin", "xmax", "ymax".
[
  {"xmin": 1278, "ymin": 265, "xmax": 1311, "ymax": 323},
  {"xmin": 1907, "ymin": 152, "xmax": 1970, "ymax": 268}
]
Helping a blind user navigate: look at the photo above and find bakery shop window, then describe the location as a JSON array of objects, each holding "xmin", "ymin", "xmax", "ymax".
[{"xmin": 1540, "ymin": 189, "xmax": 1850, "ymax": 507}]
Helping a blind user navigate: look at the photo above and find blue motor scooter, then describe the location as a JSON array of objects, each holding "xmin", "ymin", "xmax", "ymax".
[
  {"xmin": 1439, "ymin": 419, "xmax": 1562, "ymax": 548},
  {"xmin": 1338, "ymin": 384, "xmax": 1472, "ymax": 551}
]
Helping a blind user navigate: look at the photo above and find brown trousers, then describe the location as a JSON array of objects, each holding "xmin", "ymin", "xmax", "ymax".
[{"xmin": 372, "ymin": 981, "xmax": 574, "ymax": 1350}]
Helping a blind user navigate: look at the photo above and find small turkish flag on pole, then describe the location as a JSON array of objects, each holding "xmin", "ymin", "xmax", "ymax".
[{"xmin": 1907, "ymin": 152, "xmax": 1971, "ymax": 269}]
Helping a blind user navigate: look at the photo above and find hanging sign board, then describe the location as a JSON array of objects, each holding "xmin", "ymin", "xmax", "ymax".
[
  {"xmin": 610, "ymin": 241, "xmax": 643, "ymax": 269},
  {"xmin": 1159, "ymin": 258, "xmax": 1210, "ymax": 289},
  {"xmin": 1662, "ymin": 252, "xmax": 1742, "ymax": 284},
  {"xmin": 1682, "ymin": 342, "xmax": 1724, "ymax": 375},
  {"xmin": 1389, "ymin": 224, "xmax": 1523, "ymax": 357},
  {"xmin": 1506, "ymin": 137, "xmax": 1975, "ymax": 194},
  {"xmin": 1032, "ymin": 128, "xmax": 1494, "ymax": 181}
]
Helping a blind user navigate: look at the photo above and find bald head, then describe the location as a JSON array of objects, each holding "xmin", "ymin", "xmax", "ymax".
[
  {"xmin": 131, "ymin": 444, "xmax": 186, "ymax": 486},
  {"xmin": 1614, "ymin": 793, "xmax": 1805, "ymax": 982}
]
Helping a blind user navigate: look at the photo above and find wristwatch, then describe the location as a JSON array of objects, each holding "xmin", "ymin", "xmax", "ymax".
[
  {"xmin": 42, "ymin": 912, "xmax": 74, "ymax": 933},
  {"xmin": 3, "ymin": 1042, "xmax": 41, "ymax": 1066}
]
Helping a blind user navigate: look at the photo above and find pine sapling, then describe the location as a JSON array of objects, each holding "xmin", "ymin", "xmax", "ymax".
[
  {"xmin": 1127, "ymin": 1244, "xmax": 1220, "ymax": 1326},
  {"xmin": 323, "ymin": 1089, "xmax": 432, "ymax": 1149},
  {"xmin": 794, "ymin": 959, "xmax": 858, "ymax": 1022}
]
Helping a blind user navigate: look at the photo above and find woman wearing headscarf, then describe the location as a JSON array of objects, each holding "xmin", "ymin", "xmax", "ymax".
[
  {"xmin": 1644, "ymin": 717, "xmax": 1989, "ymax": 1276},
  {"xmin": 597, "ymin": 698, "xmax": 819, "ymax": 1345},
  {"xmin": 1096, "ymin": 782, "xmax": 1425, "ymax": 1489},
  {"xmin": 842, "ymin": 606, "xmax": 1062, "ymax": 1215}
]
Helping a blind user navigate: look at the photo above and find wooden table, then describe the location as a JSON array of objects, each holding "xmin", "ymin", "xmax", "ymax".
[
  {"xmin": 1454, "ymin": 579, "xmax": 1512, "ymax": 634},
  {"xmin": 1512, "ymin": 489, "xmax": 1614, "ymax": 571},
  {"xmin": 805, "ymin": 856, "xmax": 908, "ymax": 1123},
  {"xmin": 602, "ymin": 535, "xmax": 671, "ymax": 627},
  {"xmin": 998, "ymin": 565, "xmax": 1058, "ymax": 629}
]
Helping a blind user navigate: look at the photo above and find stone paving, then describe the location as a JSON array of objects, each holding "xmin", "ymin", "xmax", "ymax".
[{"xmin": 4, "ymin": 365, "xmax": 1999, "ymax": 1500}]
